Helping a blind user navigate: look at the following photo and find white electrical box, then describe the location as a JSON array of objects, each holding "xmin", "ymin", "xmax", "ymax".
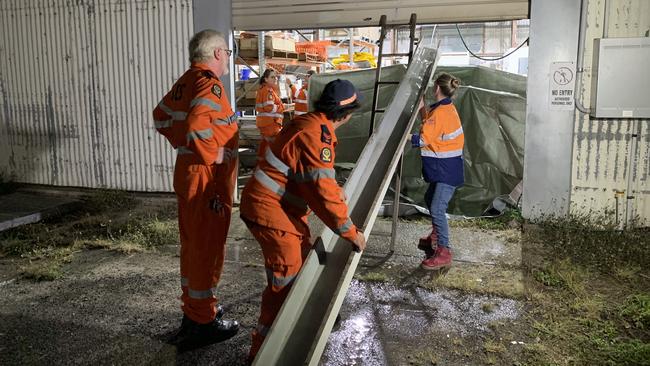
[{"xmin": 590, "ymin": 37, "xmax": 650, "ymax": 118}]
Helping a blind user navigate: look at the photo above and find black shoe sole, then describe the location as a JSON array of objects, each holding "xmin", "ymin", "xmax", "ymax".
[{"xmin": 175, "ymin": 328, "xmax": 239, "ymax": 353}]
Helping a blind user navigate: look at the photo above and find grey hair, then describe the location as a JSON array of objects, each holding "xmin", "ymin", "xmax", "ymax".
[{"xmin": 188, "ymin": 29, "xmax": 226, "ymax": 63}]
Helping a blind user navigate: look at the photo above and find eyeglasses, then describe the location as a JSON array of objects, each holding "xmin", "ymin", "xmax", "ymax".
[{"xmin": 220, "ymin": 48, "xmax": 233, "ymax": 57}]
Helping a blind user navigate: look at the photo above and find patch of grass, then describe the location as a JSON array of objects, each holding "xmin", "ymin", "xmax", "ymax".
[
  {"xmin": 425, "ymin": 265, "xmax": 524, "ymax": 299},
  {"xmin": 83, "ymin": 189, "xmax": 138, "ymax": 213},
  {"xmin": 615, "ymin": 265, "xmax": 641, "ymax": 282},
  {"xmin": 619, "ymin": 294, "xmax": 650, "ymax": 330},
  {"xmin": 450, "ymin": 208, "xmax": 523, "ymax": 231},
  {"xmin": 522, "ymin": 213, "xmax": 650, "ymax": 366},
  {"xmin": 20, "ymin": 261, "xmax": 63, "ymax": 281},
  {"xmin": 355, "ymin": 271, "xmax": 390, "ymax": 282},
  {"xmin": 482, "ymin": 302, "xmax": 496, "ymax": 313},
  {"xmin": 526, "ymin": 213, "xmax": 650, "ymax": 272},
  {"xmin": 409, "ymin": 349, "xmax": 438, "ymax": 365},
  {"xmin": 483, "ymin": 339, "xmax": 506, "ymax": 354}
]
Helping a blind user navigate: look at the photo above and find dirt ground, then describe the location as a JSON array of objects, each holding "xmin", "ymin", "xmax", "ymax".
[{"xmin": 1, "ymin": 189, "xmax": 648, "ymax": 365}]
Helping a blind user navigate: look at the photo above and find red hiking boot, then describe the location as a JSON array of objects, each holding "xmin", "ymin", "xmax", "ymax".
[{"xmin": 421, "ymin": 246, "xmax": 452, "ymax": 270}]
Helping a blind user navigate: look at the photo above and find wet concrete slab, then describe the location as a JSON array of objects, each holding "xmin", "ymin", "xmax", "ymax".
[{"xmin": 0, "ymin": 191, "xmax": 81, "ymax": 232}]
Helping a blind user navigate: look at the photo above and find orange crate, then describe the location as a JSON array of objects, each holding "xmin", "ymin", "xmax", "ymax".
[{"xmin": 296, "ymin": 41, "xmax": 332, "ymax": 61}]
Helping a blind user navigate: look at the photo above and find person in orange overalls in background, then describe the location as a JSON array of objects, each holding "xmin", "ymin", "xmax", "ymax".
[
  {"xmin": 240, "ymin": 79, "xmax": 367, "ymax": 362},
  {"xmin": 255, "ymin": 68, "xmax": 285, "ymax": 157},
  {"xmin": 411, "ymin": 73, "xmax": 464, "ymax": 270},
  {"xmin": 152, "ymin": 29, "xmax": 239, "ymax": 350},
  {"xmin": 287, "ymin": 69, "xmax": 315, "ymax": 116}
]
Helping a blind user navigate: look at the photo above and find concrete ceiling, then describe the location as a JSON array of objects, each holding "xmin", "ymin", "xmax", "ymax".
[{"xmin": 233, "ymin": 0, "xmax": 530, "ymax": 30}]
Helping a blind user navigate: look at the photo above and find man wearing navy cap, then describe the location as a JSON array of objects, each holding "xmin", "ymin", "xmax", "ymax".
[{"xmin": 240, "ymin": 79, "xmax": 367, "ymax": 361}]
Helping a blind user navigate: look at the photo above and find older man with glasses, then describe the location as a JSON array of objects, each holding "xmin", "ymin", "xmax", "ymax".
[{"xmin": 152, "ymin": 29, "xmax": 239, "ymax": 350}]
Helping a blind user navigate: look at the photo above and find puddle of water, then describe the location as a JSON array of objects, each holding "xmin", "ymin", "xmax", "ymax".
[{"xmin": 321, "ymin": 280, "xmax": 521, "ymax": 365}]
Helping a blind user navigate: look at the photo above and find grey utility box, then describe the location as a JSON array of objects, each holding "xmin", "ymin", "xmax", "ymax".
[{"xmin": 590, "ymin": 37, "xmax": 650, "ymax": 118}]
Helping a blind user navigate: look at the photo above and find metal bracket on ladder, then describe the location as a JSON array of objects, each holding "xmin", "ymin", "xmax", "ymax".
[{"xmin": 369, "ymin": 13, "xmax": 418, "ymax": 253}]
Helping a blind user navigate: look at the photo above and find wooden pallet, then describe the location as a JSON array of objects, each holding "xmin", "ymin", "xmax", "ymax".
[
  {"xmin": 239, "ymin": 48, "xmax": 299, "ymax": 60},
  {"xmin": 298, "ymin": 52, "xmax": 320, "ymax": 62}
]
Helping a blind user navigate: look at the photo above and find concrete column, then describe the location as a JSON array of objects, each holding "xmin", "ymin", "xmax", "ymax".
[
  {"xmin": 192, "ymin": 0, "xmax": 235, "ymax": 111},
  {"xmin": 522, "ymin": 0, "xmax": 581, "ymax": 220}
]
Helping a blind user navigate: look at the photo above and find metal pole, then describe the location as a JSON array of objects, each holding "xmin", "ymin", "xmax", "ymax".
[
  {"xmin": 369, "ymin": 15, "xmax": 387, "ymax": 136},
  {"xmin": 624, "ymin": 119, "xmax": 640, "ymax": 228},
  {"xmin": 258, "ymin": 31, "xmax": 266, "ymax": 74},
  {"xmin": 390, "ymin": 13, "xmax": 417, "ymax": 252},
  {"xmin": 348, "ymin": 28, "xmax": 354, "ymax": 68}
]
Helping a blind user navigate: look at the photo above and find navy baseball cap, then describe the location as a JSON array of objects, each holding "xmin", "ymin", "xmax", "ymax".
[{"xmin": 318, "ymin": 79, "xmax": 363, "ymax": 108}]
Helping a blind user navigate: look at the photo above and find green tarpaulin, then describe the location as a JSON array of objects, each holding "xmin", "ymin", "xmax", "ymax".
[{"xmin": 309, "ymin": 65, "xmax": 527, "ymax": 216}]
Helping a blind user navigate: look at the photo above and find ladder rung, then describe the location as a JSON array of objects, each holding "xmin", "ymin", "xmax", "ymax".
[
  {"xmin": 377, "ymin": 81, "xmax": 399, "ymax": 85},
  {"xmin": 374, "ymin": 109, "xmax": 386, "ymax": 113},
  {"xmin": 382, "ymin": 53, "xmax": 410, "ymax": 57}
]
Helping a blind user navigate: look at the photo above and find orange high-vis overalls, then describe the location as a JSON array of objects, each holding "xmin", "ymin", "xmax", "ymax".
[
  {"xmin": 290, "ymin": 84, "xmax": 309, "ymax": 115},
  {"xmin": 255, "ymin": 84, "xmax": 285, "ymax": 157},
  {"xmin": 152, "ymin": 63, "xmax": 239, "ymax": 325},
  {"xmin": 240, "ymin": 112, "xmax": 358, "ymax": 359}
]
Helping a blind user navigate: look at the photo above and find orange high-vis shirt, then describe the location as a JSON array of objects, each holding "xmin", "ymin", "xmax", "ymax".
[
  {"xmin": 255, "ymin": 84, "xmax": 284, "ymax": 135},
  {"xmin": 240, "ymin": 112, "xmax": 357, "ymax": 242},
  {"xmin": 152, "ymin": 63, "xmax": 238, "ymax": 165},
  {"xmin": 290, "ymin": 84, "xmax": 309, "ymax": 115}
]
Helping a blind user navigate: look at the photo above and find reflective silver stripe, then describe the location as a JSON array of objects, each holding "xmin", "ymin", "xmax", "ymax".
[
  {"xmin": 257, "ymin": 112, "xmax": 283, "ymax": 118},
  {"xmin": 254, "ymin": 169, "xmax": 308, "ymax": 209},
  {"xmin": 181, "ymin": 277, "xmax": 189, "ymax": 287},
  {"xmin": 158, "ymin": 102, "xmax": 187, "ymax": 120},
  {"xmin": 177, "ymin": 146, "xmax": 193, "ymax": 155},
  {"xmin": 265, "ymin": 268, "xmax": 297, "ymax": 288},
  {"xmin": 270, "ymin": 104, "xmax": 278, "ymax": 113},
  {"xmin": 188, "ymin": 286, "xmax": 218, "ymax": 299},
  {"xmin": 265, "ymin": 149, "xmax": 291, "ymax": 176},
  {"xmin": 420, "ymin": 149, "xmax": 463, "ymax": 158},
  {"xmin": 441, "ymin": 126, "xmax": 464, "ymax": 141},
  {"xmin": 256, "ymin": 101, "xmax": 275, "ymax": 108},
  {"xmin": 212, "ymin": 113, "xmax": 238, "ymax": 126},
  {"xmin": 256, "ymin": 324, "xmax": 270, "ymax": 337},
  {"xmin": 294, "ymin": 99, "xmax": 308, "ymax": 104},
  {"xmin": 154, "ymin": 119, "xmax": 173, "ymax": 129},
  {"xmin": 334, "ymin": 217, "xmax": 354, "ymax": 235},
  {"xmin": 189, "ymin": 97, "xmax": 222, "ymax": 112},
  {"xmin": 294, "ymin": 89, "xmax": 301, "ymax": 99},
  {"xmin": 264, "ymin": 136, "xmax": 275, "ymax": 143},
  {"xmin": 292, "ymin": 168, "xmax": 336, "ymax": 183},
  {"xmin": 294, "ymin": 111, "xmax": 307, "ymax": 115},
  {"xmin": 187, "ymin": 128, "xmax": 213, "ymax": 141}
]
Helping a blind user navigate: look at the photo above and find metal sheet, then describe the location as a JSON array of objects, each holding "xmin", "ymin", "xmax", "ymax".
[
  {"xmin": 570, "ymin": 0, "xmax": 650, "ymax": 227},
  {"xmin": 0, "ymin": 0, "xmax": 193, "ymax": 191},
  {"xmin": 522, "ymin": 0, "xmax": 581, "ymax": 220},
  {"xmin": 233, "ymin": 0, "xmax": 529, "ymax": 30},
  {"xmin": 253, "ymin": 45, "xmax": 439, "ymax": 365}
]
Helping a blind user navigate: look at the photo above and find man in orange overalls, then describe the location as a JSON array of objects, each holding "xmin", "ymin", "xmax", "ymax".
[
  {"xmin": 152, "ymin": 29, "xmax": 239, "ymax": 350},
  {"xmin": 240, "ymin": 79, "xmax": 367, "ymax": 362}
]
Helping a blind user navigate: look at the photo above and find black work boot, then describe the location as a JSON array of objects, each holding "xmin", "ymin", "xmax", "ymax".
[{"xmin": 169, "ymin": 306, "xmax": 237, "ymax": 351}]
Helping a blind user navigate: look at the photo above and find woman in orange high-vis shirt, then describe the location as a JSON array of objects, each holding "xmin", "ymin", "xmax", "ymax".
[
  {"xmin": 411, "ymin": 73, "xmax": 464, "ymax": 271},
  {"xmin": 255, "ymin": 69, "xmax": 285, "ymax": 157}
]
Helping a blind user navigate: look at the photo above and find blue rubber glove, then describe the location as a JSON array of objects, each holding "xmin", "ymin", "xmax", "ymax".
[{"xmin": 411, "ymin": 134, "xmax": 422, "ymax": 148}]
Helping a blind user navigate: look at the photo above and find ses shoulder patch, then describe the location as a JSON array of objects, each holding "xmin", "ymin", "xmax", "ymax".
[
  {"xmin": 320, "ymin": 147, "xmax": 332, "ymax": 163},
  {"xmin": 211, "ymin": 84, "xmax": 222, "ymax": 98}
]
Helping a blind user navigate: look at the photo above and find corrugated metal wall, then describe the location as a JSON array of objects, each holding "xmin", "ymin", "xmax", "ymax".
[
  {"xmin": 571, "ymin": 0, "xmax": 650, "ymax": 226},
  {"xmin": 0, "ymin": 0, "xmax": 192, "ymax": 192}
]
